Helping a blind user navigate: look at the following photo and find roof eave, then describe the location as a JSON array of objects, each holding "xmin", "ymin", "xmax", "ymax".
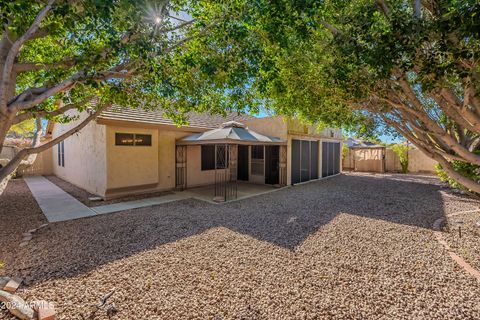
[{"xmin": 176, "ymin": 139, "xmax": 287, "ymax": 146}]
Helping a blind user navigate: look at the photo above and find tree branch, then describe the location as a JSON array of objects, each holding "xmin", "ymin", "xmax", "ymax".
[
  {"xmin": 158, "ymin": 19, "xmax": 196, "ymax": 34},
  {"xmin": 382, "ymin": 88, "xmax": 480, "ymax": 165},
  {"xmin": 0, "ymin": 0, "xmax": 56, "ymax": 108},
  {"xmin": 375, "ymin": 0, "xmax": 390, "ymax": 17},
  {"xmin": 13, "ymin": 59, "xmax": 74, "ymax": 73},
  {"xmin": 9, "ymin": 75, "xmax": 79, "ymax": 111},
  {"xmin": 0, "ymin": 104, "xmax": 108, "ymax": 182},
  {"xmin": 413, "ymin": 0, "xmax": 422, "ymax": 19},
  {"xmin": 12, "ymin": 96, "xmax": 96, "ymax": 125}
]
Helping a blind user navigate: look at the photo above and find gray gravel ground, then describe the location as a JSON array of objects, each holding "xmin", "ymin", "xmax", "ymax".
[
  {"xmin": 1, "ymin": 173, "xmax": 480, "ymax": 319},
  {"xmin": 444, "ymin": 210, "xmax": 480, "ymax": 272}
]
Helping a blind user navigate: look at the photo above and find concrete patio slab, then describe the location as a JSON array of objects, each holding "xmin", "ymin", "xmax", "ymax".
[
  {"xmin": 181, "ymin": 181, "xmax": 285, "ymax": 204},
  {"xmin": 24, "ymin": 177, "xmax": 287, "ymax": 222},
  {"xmin": 91, "ymin": 193, "xmax": 190, "ymax": 215},
  {"xmin": 24, "ymin": 176, "xmax": 96, "ymax": 222}
]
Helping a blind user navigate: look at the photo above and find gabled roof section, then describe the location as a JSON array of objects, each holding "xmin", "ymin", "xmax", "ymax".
[{"xmin": 99, "ymin": 106, "xmax": 255, "ymax": 129}]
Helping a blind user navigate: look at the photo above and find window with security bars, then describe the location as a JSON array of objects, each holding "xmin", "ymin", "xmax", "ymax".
[{"xmin": 201, "ymin": 145, "xmax": 229, "ymax": 170}]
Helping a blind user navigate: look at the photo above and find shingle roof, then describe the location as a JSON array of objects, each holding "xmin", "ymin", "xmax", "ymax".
[{"xmin": 99, "ymin": 106, "xmax": 255, "ymax": 129}]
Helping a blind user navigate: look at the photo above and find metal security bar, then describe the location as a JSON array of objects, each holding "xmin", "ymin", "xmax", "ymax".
[{"xmin": 175, "ymin": 145, "xmax": 187, "ymax": 190}]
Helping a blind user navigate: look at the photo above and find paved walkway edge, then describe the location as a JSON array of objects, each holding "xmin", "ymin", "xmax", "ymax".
[
  {"xmin": 24, "ymin": 176, "xmax": 96, "ymax": 223},
  {"xmin": 432, "ymin": 209, "xmax": 480, "ymax": 282}
]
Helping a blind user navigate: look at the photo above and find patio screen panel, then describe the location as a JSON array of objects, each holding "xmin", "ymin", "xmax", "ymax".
[
  {"xmin": 329, "ymin": 142, "xmax": 335, "ymax": 176},
  {"xmin": 291, "ymin": 140, "xmax": 301, "ymax": 184},
  {"xmin": 300, "ymin": 140, "xmax": 311, "ymax": 182},
  {"xmin": 321, "ymin": 142, "xmax": 341, "ymax": 177},
  {"xmin": 322, "ymin": 142, "xmax": 328, "ymax": 177},
  {"xmin": 292, "ymin": 139, "xmax": 320, "ymax": 184},
  {"xmin": 334, "ymin": 143, "xmax": 340, "ymax": 174},
  {"xmin": 310, "ymin": 141, "xmax": 319, "ymax": 179}
]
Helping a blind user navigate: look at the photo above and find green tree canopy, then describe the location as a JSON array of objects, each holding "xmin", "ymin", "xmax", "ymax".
[
  {"xmin": 0, "ymin": 0, "xmax": 268, "ymax": 192},
  {"xmin": 252, "ymin": 0, "xmax": 480, "ymax": 193}
]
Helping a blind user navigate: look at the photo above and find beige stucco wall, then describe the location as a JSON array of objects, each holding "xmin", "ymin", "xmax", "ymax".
[
  {"xmin": 408, "ymin": 148, "xmax": 438, "ymax": 173},
  {"xmin": 105, "ymin": 126, "xmax": 159, "ymax": 191},
  {"xmin": 344, "ymin": 147, "xmax": 437, "ymax": 174},
  {"xmin": 243, "ymin": 116, "xmax": 288, "ymax": 140},
  {"xmin": 52, "ymin": 111, "xmax": 107, "ymax": 196},
  {"xmin": 20, "ymin": 148, "xmax": 53, "ymax": 176},
  {"xmin": 2, "ymin": 144, "xmax": 53, "ymax": 176},
  {"xmin": 104, "ymin": 125, "xmax": 191, "ymax": 197}
]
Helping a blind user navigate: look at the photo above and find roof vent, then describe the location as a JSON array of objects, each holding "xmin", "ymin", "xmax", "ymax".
[{"xmin": 220, "ymin": 121, "xmax": 246, "ymax": 128}]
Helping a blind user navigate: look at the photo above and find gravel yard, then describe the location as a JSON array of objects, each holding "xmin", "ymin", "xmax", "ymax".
[
  {"xmin": 444, "ymin": 210, "xmax": 480, "ymax": 272},
  {"xmin": 1, "ymin": 173, "xmax": 480, "ymax": 319}
]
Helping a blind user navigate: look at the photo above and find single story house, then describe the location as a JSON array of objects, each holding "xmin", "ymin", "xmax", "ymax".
[{"xmin": 48, "ymin": 107, "xmax": 342, "ymax": 199}]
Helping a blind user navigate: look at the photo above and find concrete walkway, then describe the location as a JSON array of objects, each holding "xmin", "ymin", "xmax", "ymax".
[
  {"xmin": 25, "ymin": 177, "xmax": 286, "ymax": 222},
  {"xmin": 25, "ymin": 176, "xmax": 191, "ymax": 222},
  {"xmin": 24, "ymin": 176, "xmax": 97, "ymax": 222}
]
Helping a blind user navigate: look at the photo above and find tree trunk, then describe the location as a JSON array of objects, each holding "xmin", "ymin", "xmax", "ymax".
[
  {"xmin": 0, "ymin": 172, "xmax": 13, "ymax": 195},
  {"xmin": 435, "ymin": 156, "xmax": 480, "ymax": 194}
]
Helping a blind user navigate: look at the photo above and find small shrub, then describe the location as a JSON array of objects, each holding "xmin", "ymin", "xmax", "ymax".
[
  {"xmin": 391, "ymin": 144, "xmax": 411, "ymax": 173},
  {"xmin": 342, "ymin": 143, "xmax": 349, "ymax": 160}
]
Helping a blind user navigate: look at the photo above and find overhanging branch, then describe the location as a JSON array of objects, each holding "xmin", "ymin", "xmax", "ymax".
[
  {"xmin": 12, "ymin": 96, "xmax": 96, "ymax": 125},
  {"xmin": 0, "ymin": 104, "xmax": 108, "ymax": 182},
  {"xmin": 0, "ymin": 0, "xmax": 56, "ymax": 108}
]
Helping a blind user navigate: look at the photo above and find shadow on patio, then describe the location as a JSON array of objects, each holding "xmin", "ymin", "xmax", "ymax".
[{"xmin": 182, "ymin": 181, "xmax": 280, "ymax": 203}]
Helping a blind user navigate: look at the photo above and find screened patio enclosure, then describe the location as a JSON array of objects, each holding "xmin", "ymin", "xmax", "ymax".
[{"xmin": 175, "ymin": 121, "xmax": 287, "ymax": 201}]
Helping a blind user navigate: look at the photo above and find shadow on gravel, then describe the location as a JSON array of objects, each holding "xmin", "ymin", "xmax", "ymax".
[{"xmin": 4, "ymin": 173, "xmax": 447, "ymax": 286}]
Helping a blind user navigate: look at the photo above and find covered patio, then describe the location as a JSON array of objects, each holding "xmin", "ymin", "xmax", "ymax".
[
  {"xmin": 175, "ymin": 121, "xmax": 287, "ymax": 202},
  {"xmin": 182, "ymin": 181, "xmax": 279, "ymax": 203}
]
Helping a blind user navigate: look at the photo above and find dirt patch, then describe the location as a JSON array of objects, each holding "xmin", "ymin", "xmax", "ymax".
[
  {"xmin": 45, "ymin": 175, "xmax": 173, "ymax": 207},
  {"xmin": 0, "ymin": 179, "xmax": 47, "ymax": 274}
]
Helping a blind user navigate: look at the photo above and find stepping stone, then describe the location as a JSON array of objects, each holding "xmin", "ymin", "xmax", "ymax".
[
  {"xmin": 3, "ymin": 277, "xmax": 22, "ymax": 293},
  {"xmin": 0, "ymin": 277, "xmax": 10, "ymax": 289},
  {"xmin": 33, "ymin": 300, "xmax": 56, "ymax": 320}
]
